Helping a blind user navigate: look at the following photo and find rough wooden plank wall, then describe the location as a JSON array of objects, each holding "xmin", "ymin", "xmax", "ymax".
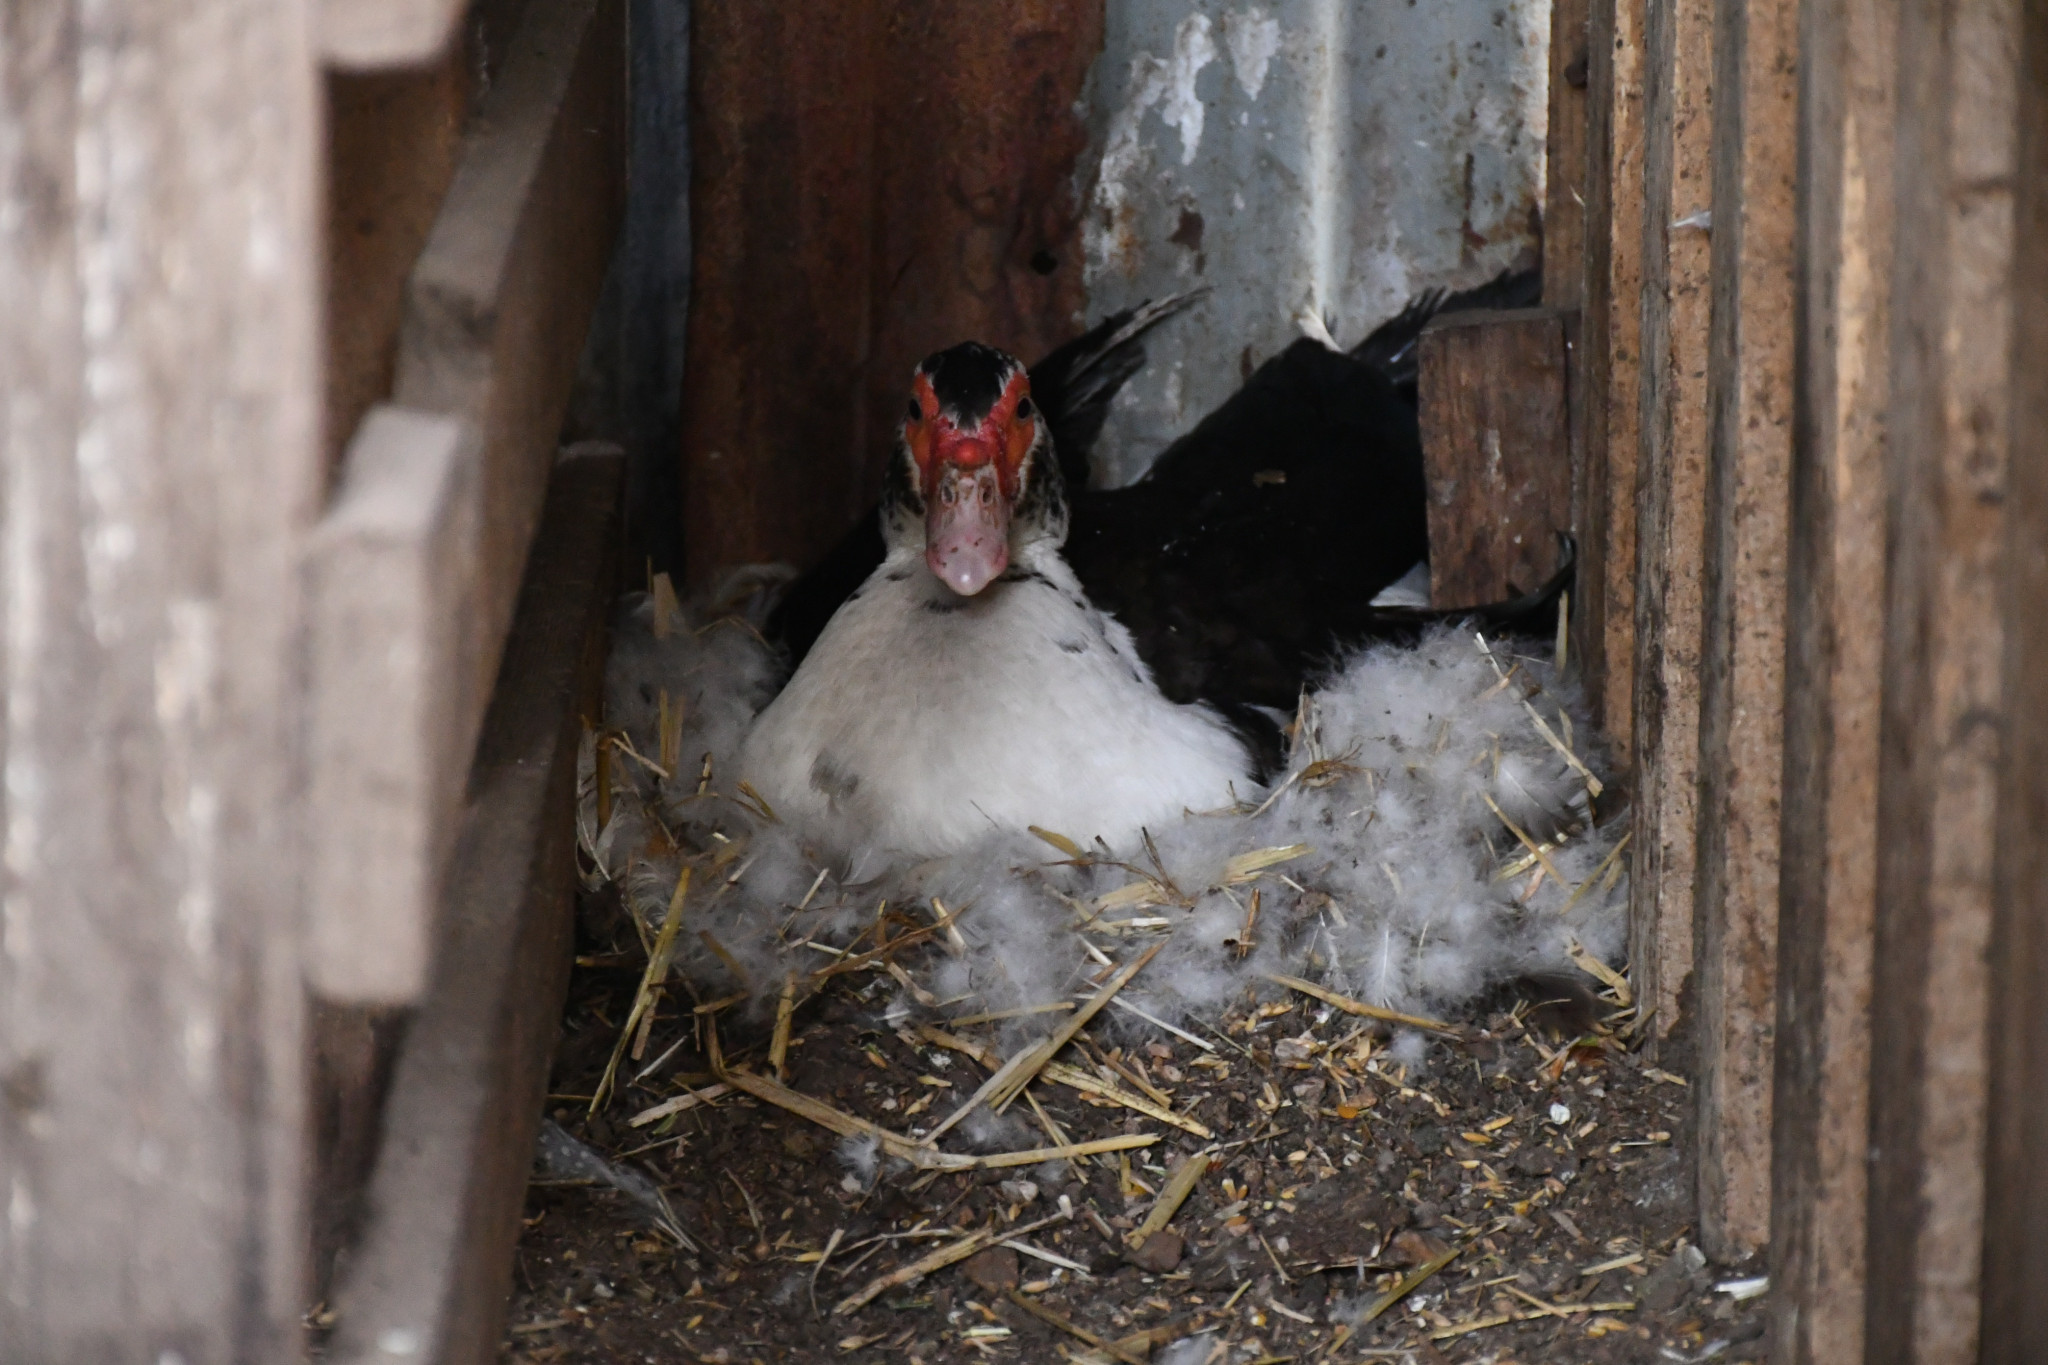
[
  {"xmin": 678, "ymin": 0, "xmax": 1103, "ymax": 583},
  {"xmin": 1629, "ymin": 0, "xmax": 1716, "ymax": 1049},
  {"xmin": 1767, "ymin": 0, "xmax": 1895, "ymax": 1348},
  {"xmin": 1692, "ymin": 0, "xmax": 1798, "ymax": 1264},
  {"xmin": 325, "ymin": 59, "xmax": 469, "ymax": 477},
  {"xmin": 1417, "ymin": 309, "xmax": 1574, "ymax": 610},
  {"xmin": 326, "ymin": 448, "xmax": 622, "ymax": 1365},
  {"xmin": 1573, "ymin": 0, "xmax": 1647, "ymax": 757},
  {"xmin": 1862, "ymin": 0, "xmax": 2019, "ymax": 1354},
  {"xmin": 393, "ymin": 0, "xmax": 625, "ymax": 739},
  {"xmin": 1981, "ymin": 8, "xmax": 2048, "ymax": 1356},
  {"xmin": 0, "ymin": 0, "xmax": 320, "ymax": 1355},
  {"xmin": 1547, "ymin": 0, "xmax": 1592, "ymax": 311}
]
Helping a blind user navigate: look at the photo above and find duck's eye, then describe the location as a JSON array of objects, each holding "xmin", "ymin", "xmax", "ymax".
[
  {"xmin": 1015, "ymin": 396, "xmax": 1035, "ymax": 420},
  {"xmin": 906, "ymin": 399, "xmax": 922, "ymax": 422}
]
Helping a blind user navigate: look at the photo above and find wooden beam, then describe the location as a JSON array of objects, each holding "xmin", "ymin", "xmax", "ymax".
[
  {"xmin": 1417, "ymin": 308, "xmax": 1573, "ymax": 610},
  {"xmin": 1863, "ymin": 0, "xmax": 2020, "ymax": 1354},
  {"xmin": 1982, "ymin": 6, "xmax": 2048, "ymax": 1356},
  {"xmin": 391, "ymin": 0, "xmax": 624, "ymax": 760},
  {"xmin": 1573, "ymin": 0, "xmax": 1648, "ymax": 757},
  {"xmin": 0, "ymin": 0, "xmax": 321, "ymax": 1354},
  {"xmin": 304, "ymin": 0, "xmax": 623, "ymax": 1007},
  {"xmin": 1691, "ymin": 0, "xmax": 1798, "ymax": 1265},
  {"xmin": 1628, "ymin": 0, "xmax": 1716, "ymax": 1049},
  {"xmin": 1546, "ymin": 0, "xmax": 1592, "ymax": 310},
  {"xmin": 1767, "ymin": 0, "xmax": 1895, "ymax": 1347},
  {"xmin": 325, "ymin": 447, "xmax": 622, "ymax": 1365},
  {"xmin": 305, "ymin": 408, "xmax": 482, "ymax": 1002}
]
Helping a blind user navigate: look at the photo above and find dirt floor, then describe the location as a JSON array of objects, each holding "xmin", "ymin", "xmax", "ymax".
[{"xmin": 497, "ymin": 887, "xmax": 1767, "ymax": 1365}]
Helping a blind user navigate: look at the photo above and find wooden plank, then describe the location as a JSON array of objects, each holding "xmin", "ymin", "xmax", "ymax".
[
  {"xmin": 392, "ymin": 0, "xmax": 625, "ymax": 762},
  {"xmin": 1863, "ymin": 0, "xmax": 2019, "ymax": 1355},
  {"xmin": 1690, "ymin": 0, "xmax": 1798, "ymax": 1264},
  {"xmin": 305, "ymin": 407, "xmax": 482, "ymax": 1002},
  {"xmin": 1982, "ymin": 7, "xmax": 2048, "ymax": 1356},
  {"xmin": 1572, "ymin": 0, "xmax": 1648, "ymax": 757},
  {"xmin": 678, "ymin": 0, "xmax": 885, "ymax": 581},
  {"xmin": 0, "ymin": 0, "xmax": 321, "ymax": 1355},
  {"xmin": 1546, "ymin": 0, "xmax": 1592, "ymax": 309},
  {"xmin": 324, "ymin": 59, "xmax": 469, "ymax": 477},
  {"xmin": 1766, "ymin": 0, "xmax": 1895, "ymax": 1348},
  {"xmin": 320, "ymin": 0, "xmax": 466, "ymax": 70},
  {"xmin": 303, "ymin": 0, "xmax": 622, "ymax": 1007},
  {"xmin": 325, "ymin": 447, "xmax": 623, "ymax": 1365},
  {"xmin": 1628, "ymin": 0, "xmax": 1715, "ymax": 1049},
  {"xmin": 679, "ymin": 0, "xmax": 1104, "ymax": 583},
  {"xmin": 1417, "ymin": 308, "xmax": 1573, "ymax": 610}
]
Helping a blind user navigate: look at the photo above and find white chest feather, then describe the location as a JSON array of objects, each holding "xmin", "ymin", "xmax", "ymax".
[{"xmin": 737, "ymin": 545, "xmax": 1253, "ymax": 859}]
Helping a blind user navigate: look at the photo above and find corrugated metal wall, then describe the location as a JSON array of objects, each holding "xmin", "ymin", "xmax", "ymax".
[{"xmin": 1080, "ymin": 0, "xmax": 1550, "ymax": 486}]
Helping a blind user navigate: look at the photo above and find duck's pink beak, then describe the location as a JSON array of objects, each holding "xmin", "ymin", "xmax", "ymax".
[{"xmin": 924, "ymin": 456, "xmax": 1010, "ymax": 596}]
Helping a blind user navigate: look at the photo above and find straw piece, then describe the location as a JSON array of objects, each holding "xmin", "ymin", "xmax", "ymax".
[
  {"xmin": 987, "ymin": 942, "xmax": 1165, "ymax": 1114},
  {"xmin": 1102, "ymin": 996, "xmax": 1216, "ymax": 1051},
  {"xmin": 1222, "ymin": 844, "xmax": 1312, "ymax": 884},
  {"xmin": 716, "ymin": 1060, "xmax": 1156, "ymax": 1172},
  {"xmin": 769, "ymin": 975, "xmax": 797, "ymax": 1080},
  {"xmin": 1566, "ymin": 935, "xmax": 1633, "ymax": 1006},
  {"xmin": 1028, "ymin": 825, "xmax": 1086, "ymax": 858},
  {"xmin": 1002, "ymin": 1291, "xmax": 1147, "ymax": 1365},
  {"xmin": 1555, "ymin": 831, "xmax": 1633, "ymax": 916},
  {"xmin": 1481, "ymin": 792, "xmax": 1569, "ymax": 890},
  {"xmin": 923, "ymin": 1025, "xmax": 1213, "ymax": 1139},
  {"xmin": 949, "ymin": 1001, "xmax": 1076, "ymax": 1027},
  {"xmin": 1260, "ymin": 972, "xmax": 1459, "ymax": 1036},
  {"xmin": 626, "ymin": 1082, "xmax": 732, "ymax": 1129},
  {"xmin": 593, "ymin": 867, "xmax": 693, "ymax": 1112},
  {"xmin": 1127, "ymin": 1149, "xmax": 1213, "ymax": 1248},
  {"xmin": 834, "ymin": 1211, "xmax": 1069, "ymax": 1315},
  {"xmin": 1354, "ymin": 1242, "xmax": 1463, "ymax": 1325}
]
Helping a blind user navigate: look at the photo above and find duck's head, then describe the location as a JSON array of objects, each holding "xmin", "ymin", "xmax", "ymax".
[{"xmin": 881, "ymin": 342, "xmax": 1067, "ymax": 596}]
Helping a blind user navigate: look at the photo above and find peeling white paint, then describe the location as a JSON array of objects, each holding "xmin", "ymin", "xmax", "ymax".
[
  {"xmin": 1081, "ymin": 0, "xmax": 1552, "ymax": 485},
  {"xmin": 1223, "ymin": 8, "xmax": 1281, "ymax": 102},
  {"xmin": 1159, "ymin": 15, "xmax": 1217, "ymax": 166}
]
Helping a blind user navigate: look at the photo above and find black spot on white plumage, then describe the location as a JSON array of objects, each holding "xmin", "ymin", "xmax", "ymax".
[{"xmin": 1058, "ymin": 639, "xmax": 1089, "ymax": 655}]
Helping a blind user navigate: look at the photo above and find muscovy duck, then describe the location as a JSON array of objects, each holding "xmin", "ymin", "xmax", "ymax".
[
  {"xmin": 736, "ymin": 344, "xmax": 1253, "ymax": 859},
  {"xmin": 764, "ymin": 268, "xmax": 1557, "ymax": 741}
]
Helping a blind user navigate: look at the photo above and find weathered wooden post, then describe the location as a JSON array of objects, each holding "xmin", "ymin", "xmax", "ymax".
[{"xmin": 0, "ymin": 0, "xmax": 324, "ymax": 1356}]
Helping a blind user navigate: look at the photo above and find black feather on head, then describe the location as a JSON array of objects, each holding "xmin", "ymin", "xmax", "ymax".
[{"xmin": 918, "ymin": 342, "xmax": 1015, "ymax": 427}]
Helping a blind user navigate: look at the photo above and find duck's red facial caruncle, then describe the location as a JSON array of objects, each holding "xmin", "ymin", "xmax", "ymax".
[{"xmin": 904, "ymin": 364, "xmax": 1039, "ymax": 596}]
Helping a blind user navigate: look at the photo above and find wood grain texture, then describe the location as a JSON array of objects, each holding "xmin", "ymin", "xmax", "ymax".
[
  {"xmin": 1767, "ymin": 0, "xmax": 1894, "ymax": 1348},
  {"xmin": 1546, "ymin": 0, "xmax": 1592, "ymax": 310},
  {"xmin": 1864, "ymin": 0, "xmax": 2018, "ymax": 1356},
  {"xmin": 1574, "ymin": 0, "xmax": 1647, "ymax": 758},
  {"xmin": 1629, "ymin": 0, "xmax": 1715, "ymax": 1049},
  {"xmin": 1692, "ymin": 0, "xmax": 1797, "ymax": 1263},
  {"xmin": 1417, "ymin": 308, "xmax": 1573, "ymax": 610},
  {"xmin": 305, "ymin": 407, "xmax": 482, "ymax": 1003},
  {"xmin": 0, "ymin": 0, "xmax": 321, "ymax": 1356},
  {"xmin": 325, "ymin": 449, "xmax": 622, "ymax": 1365},
  {"xmin": 393, "ymin": 0, "xmax": 625, "ymax": 745},
  {"xmin": 1981, "ymin": 5, "xmax": 2048, "ymax": 1355},
  {"xmin": 677, "ymin": 0, "xmax": 1104, "ymax": 584}
]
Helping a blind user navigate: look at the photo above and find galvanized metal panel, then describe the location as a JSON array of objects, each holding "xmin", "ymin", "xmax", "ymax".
[{"xmin": 1081, "ymin": 0, "xmax": 1552, "ymax": 485}]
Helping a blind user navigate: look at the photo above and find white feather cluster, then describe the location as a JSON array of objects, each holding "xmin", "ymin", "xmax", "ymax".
[{"xmin": 579, "ymin": 579, "xmax": 1629, "ymax": 1042}]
